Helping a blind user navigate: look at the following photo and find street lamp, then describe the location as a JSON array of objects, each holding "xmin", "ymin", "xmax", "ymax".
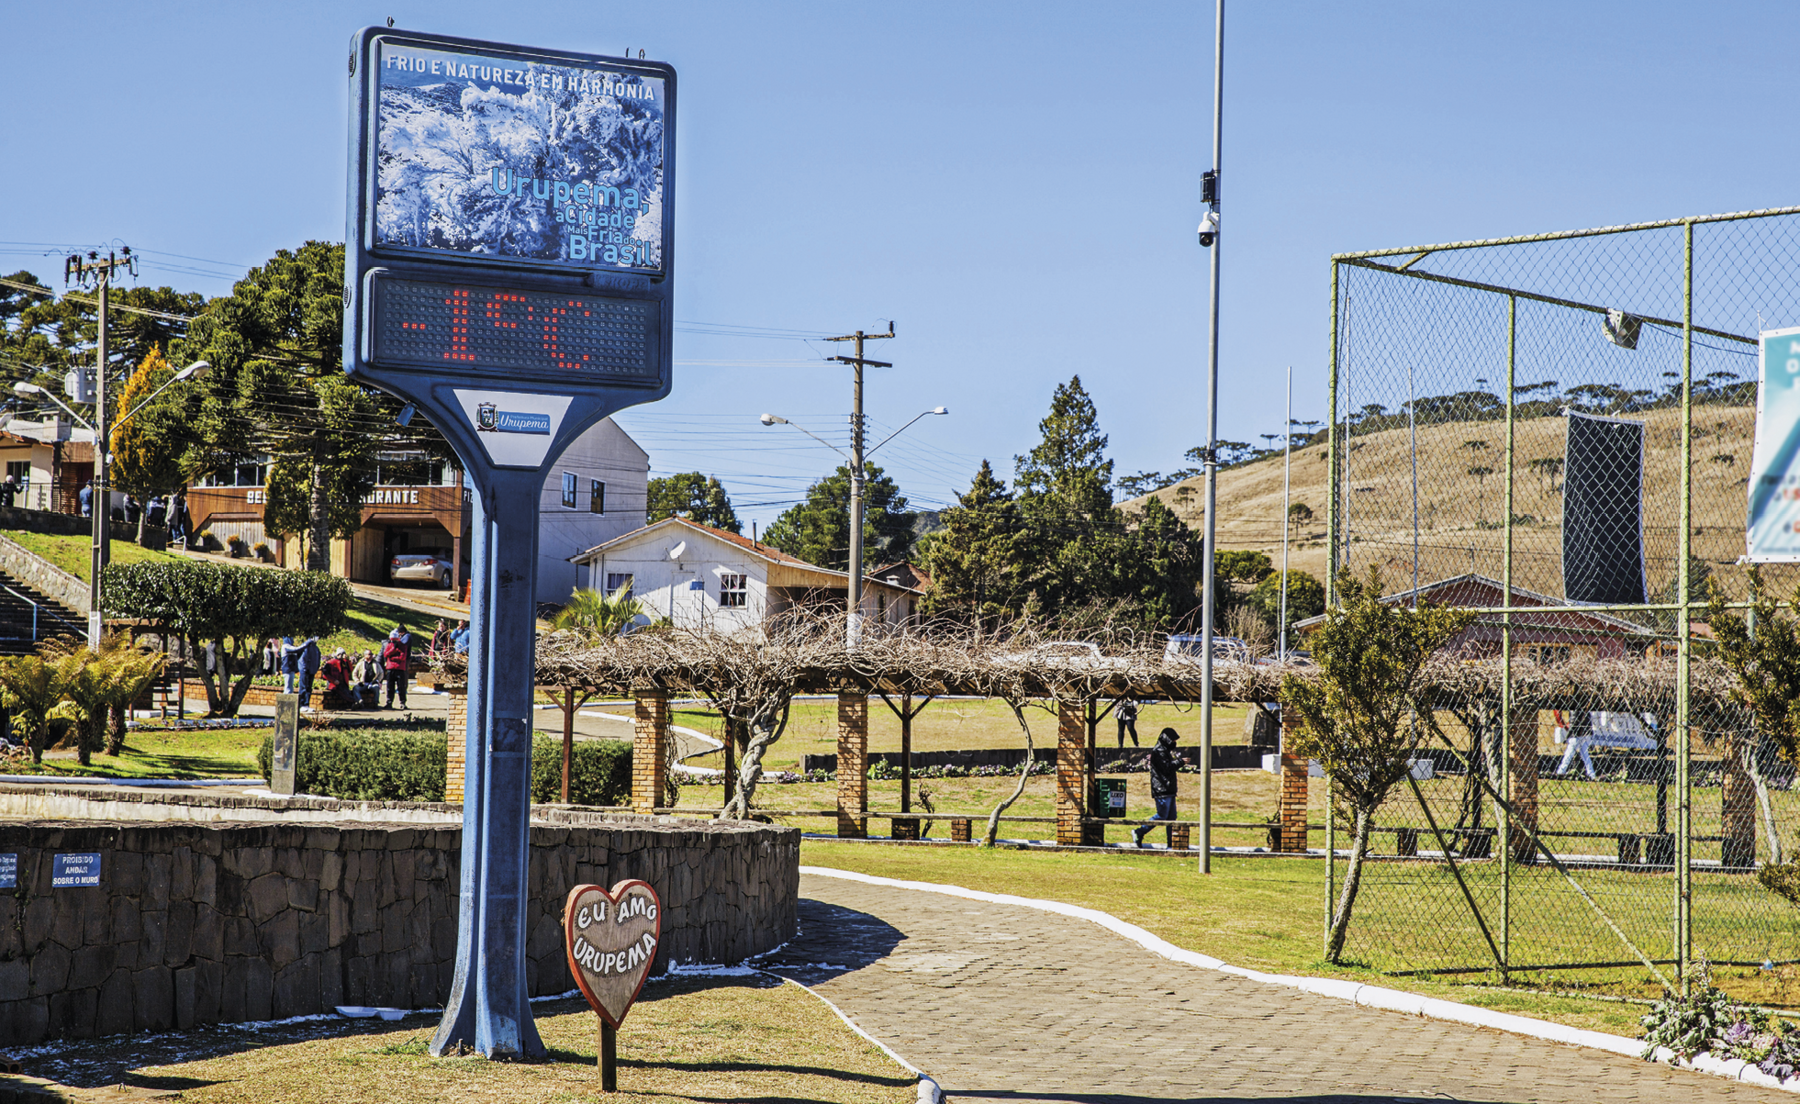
[
  {"xmin": 760, "ymin": 405, "xmax": 947, "ymax": 646},
  {"xmin": 13, "ymin": 359, "xmax": 209, "ymax": 648}
]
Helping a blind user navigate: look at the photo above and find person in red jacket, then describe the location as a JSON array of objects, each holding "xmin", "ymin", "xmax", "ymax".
[{"xmin": 380, "ymin": 627, "xmax": 411, "ymax": 709}]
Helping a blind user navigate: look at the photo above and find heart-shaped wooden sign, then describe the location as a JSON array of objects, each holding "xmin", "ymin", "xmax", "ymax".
[{"xmin": 564, "ymin": 880, "xmax": 662, "ymax": 1027}]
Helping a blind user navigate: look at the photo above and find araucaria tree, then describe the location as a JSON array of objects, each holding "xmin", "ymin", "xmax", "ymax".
[
  {"xmin": 172, "ymin": 242, "xmax": 387, "ymax": 569},
  {"xmin": 1281, "ymin": 569, "xmax": 1473, "ymax": 962}
]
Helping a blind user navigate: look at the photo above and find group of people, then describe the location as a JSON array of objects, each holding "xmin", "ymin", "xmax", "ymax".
[
  {"xmin": 66, "ymin": 481, "xmax": 193, "ymax": 542},
  {"xmin": 428, "ymin": 618, "xmax": 471, "ymax": 656},
  {"xmin": 258, "ymin": 627, "xmax": 415, "ymax": 711}
]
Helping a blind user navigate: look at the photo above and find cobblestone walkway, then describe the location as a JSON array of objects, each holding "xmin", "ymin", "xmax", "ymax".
[{"xmin": 763, "ymin": 871, "xmax": 1787, "ymax": 1104}]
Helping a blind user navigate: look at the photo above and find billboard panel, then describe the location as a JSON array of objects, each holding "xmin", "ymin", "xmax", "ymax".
[
  {"xmin": 368, "ymin": 38, "xmax": 666, "ymax": 274},
  {"xmin": 1746, "ymin": 327, "xmax": 1800, "ymax": 561}
]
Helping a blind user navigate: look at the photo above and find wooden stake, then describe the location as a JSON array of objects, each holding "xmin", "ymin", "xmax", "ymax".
[
  {"xmin": 562, "ymin": 686, "xmax": 575, "ymax": 804},
  {"xmin": 600, "ymin": 1020, "xmax": 616, "ymax": 1090}
]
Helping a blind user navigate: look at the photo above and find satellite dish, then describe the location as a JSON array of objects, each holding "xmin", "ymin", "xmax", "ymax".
[{"xmin": 667, "ymin": 541, "xmax": 687, "ymax": 560}]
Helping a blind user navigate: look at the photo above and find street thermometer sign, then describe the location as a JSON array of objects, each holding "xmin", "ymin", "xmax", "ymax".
[{"xmin": 343, "ymin": 26, "xmax": 675, "ymax": 1059}]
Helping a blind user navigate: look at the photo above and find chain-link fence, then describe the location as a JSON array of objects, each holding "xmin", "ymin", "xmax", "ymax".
[{"xmin": 1325, "ymin": 207, "xmax": 1800, "ymax": 999}]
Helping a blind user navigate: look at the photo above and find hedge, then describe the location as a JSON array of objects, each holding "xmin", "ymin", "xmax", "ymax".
[{"xmin": 258, "ymin": 728, "xmax": 631, "ymax": 806}]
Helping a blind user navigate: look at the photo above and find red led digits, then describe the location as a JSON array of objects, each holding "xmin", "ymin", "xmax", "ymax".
[{"xmin": 441, "ymin": 288, "xmax": 474, "ymax": 361}]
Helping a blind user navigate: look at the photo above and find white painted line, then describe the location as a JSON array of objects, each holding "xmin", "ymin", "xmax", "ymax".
[
  {"xmin": 799, "ymin": 866, "xmax": 1798, "ymax": 1095},
  {"xmin": 770, "ymin": 972, "xmax": 942, "ymax": 1104}
]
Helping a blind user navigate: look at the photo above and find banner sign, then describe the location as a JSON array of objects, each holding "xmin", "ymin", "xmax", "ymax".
[
  {"xmin": 0, "ymin": 853, "xmax": 15, "ymax": 890},
  {"xmin": 371, "ymin": 40, "xmax": 665, "ymax": 273},
  {"xmin": 1746, "ymin": 327, "xmax": 1800, "ymax": 561}
]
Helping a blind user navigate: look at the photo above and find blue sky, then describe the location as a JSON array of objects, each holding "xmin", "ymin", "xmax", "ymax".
[{"xmin": 2, "ymin": 1, "xmax": 1794, "ymax": 535}]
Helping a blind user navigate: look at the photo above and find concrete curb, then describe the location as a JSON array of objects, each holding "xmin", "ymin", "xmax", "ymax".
[
  {"xmin": 769, "ymin": 972, "xmax": 942, "ymax": 1104},
  {"xmin": 801, "ymin": 865, "xmax": 1799, "ymax": 1096}
]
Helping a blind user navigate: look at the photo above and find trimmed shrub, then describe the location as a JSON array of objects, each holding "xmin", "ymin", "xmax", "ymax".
[
  {"xmin": 259, "ymin": 728, "xmax": 446, "ymax": 802},
  {"xmin": 530, "ymin": 737, "xmax": 632, "ymax": 807},
  {"xmin": 258, "ymin": 727, "xmax": 631, "ymax": 806}
]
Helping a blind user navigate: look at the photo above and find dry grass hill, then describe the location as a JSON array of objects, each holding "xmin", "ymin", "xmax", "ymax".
[{"xmin": 1121, "ymin": 403, "xmax": 1761, "ymax": 599}]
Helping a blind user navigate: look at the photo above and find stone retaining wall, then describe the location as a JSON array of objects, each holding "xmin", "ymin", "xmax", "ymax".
[{"xmin": 0, "ymin": 816, "xmax": 798, "ymax": 1045}]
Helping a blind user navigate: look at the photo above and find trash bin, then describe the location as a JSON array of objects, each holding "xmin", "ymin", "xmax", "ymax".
[{"xmin": 1093, "ymin": 778, "xmax": 1127, "ymax": 818}]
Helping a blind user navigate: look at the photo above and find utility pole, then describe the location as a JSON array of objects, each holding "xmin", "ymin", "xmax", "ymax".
[
  {"xmin": 824, "ymin": 322, "xmax": 895, "ymax": 649},
  {"xmin": 1196, "ymin": 0, "xmax": 1225, "ymax": 873},
  {"xmin": 65, "ymin": 247, "xmax": 135, "ymax": 651}
]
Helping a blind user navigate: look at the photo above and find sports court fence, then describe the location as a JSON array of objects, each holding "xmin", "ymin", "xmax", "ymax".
[{"xmin": 1325, "ymin": 207, "xmax": 1800, "ymax": 995}]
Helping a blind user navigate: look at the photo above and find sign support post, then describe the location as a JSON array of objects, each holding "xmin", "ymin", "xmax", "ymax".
[{"xmin": 345, "ymin": 26, "xmax": 675, "ymax": 1058}]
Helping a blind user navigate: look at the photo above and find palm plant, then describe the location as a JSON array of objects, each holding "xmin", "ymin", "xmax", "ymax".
[
  {"xmin": 0, "ymin": 649, "xmax": 85, "ymax": 763},
  {"xmin": 551, "ymin": 586, "xmax": 645, "ymax": 639}
]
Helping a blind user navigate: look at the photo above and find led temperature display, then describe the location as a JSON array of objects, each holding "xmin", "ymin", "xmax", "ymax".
[{"xmin": 369, "ymin": 275, "xmax": 661, "ymax": 383}]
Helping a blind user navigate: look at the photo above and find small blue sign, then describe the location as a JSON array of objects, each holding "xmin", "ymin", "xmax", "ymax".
[
  {"xmin": 51, "ymin": 853, "xmax": 101, "ymax": 888},
  {"xmin": 0, "ymin": 853, "xmax": 15, "ymax": 889}
]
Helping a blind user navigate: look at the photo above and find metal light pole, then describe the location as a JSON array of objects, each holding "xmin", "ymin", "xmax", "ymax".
[
  {"xmin": 1196, "ymin": 0, "xmax": 1225, "ymax": 873},
  {"xmin": 1279, "ymin": 367, "xmax": 1291, "ymax": 660}
]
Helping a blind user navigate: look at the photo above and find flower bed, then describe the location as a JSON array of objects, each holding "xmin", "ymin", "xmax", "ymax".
[{"xmin": 1640, "ymin": 966, "xmax": 1800, "ymax": 1085}]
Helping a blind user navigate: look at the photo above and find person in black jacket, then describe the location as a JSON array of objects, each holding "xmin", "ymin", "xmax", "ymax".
[
  {"xmin": 1115, "ymin": 699, "xmax": 1140, "ymax": 747},
  {"xmin": 1133, "ymin": 727, "xmax": 1181, "ymax": 847}
]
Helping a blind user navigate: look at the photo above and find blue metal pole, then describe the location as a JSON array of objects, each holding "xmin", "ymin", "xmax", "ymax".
[{"xmin": 432, "ymin": 466, "xmax": 545, "ymax": 1058}]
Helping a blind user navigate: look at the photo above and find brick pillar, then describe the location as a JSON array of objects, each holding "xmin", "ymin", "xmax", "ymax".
[
  {"xmin": 1722, "ymin": 742, "xmax": 1758, "ymax": 868},
  {"xmin": 1507, "ymin": 713, "xmax": 1539, "ymax": 864},
  {"xmin": 1057, "ymin": 700, "xmax": 1087, "ymax": 846},
  {"xmin": 445, "ymin": 686, "xmax": 467, "ymax": 804},
  {"xmin": 1277, "ymin": 715, "xmax": 1309, "ymax": 851},
  {"xmin": 632, "ymin": 690, "xmax": 669, "ymax": 815},
  {"xmin": 837, "ymin": 692, "xmax": 868, "ymax": 837}
]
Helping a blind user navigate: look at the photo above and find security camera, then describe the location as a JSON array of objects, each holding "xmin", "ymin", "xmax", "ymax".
[{"xmin": 1197, "ymin": 211, "xmax": 1220, "ymax": 247}]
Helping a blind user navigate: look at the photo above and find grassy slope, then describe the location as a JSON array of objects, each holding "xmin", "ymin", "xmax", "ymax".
[
  {"xmin": 1120, "ymin": 403, "xmax": 1758, "ymax": 598},
  {"xmin": 6, "ymin": 529, "xmax": 184, "ymax": 581}
]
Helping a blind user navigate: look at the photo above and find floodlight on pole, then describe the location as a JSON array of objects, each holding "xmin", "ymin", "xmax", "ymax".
[{"xmin": 867, "ymin": 406, "xmax": 948, "ymax": 457}]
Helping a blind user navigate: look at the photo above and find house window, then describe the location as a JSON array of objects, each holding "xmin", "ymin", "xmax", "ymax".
[
  {"xmin": 590, "ymin": 479, "xmax": 606, "ymax": 514},
  {"xmin": 720, "ymin": 573, "xmax": 747, "ymax": 608},
  {"xmin": 5, "ymin": 461, "xmax": 28, "ymax": 487},
  {"xmin": 1526, "ymin": 644, "xmax": 1571, "ymax": 666},
  {"xmin": 561, "ymin": 472, "xmax": 577, "ymax": 509},
  {"xmin": 605, "ymin": 572, "xmax": 633, "ymax": 595}
]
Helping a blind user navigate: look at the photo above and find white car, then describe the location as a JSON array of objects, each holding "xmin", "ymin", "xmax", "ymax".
[
  {"xmin": 1163, "ymin": 634, "xmax": 1257, "ymax": 666},
  {"xmin": 997, "ymin": 640, "xmax": 1106, "ymax": 667},
  {"xmin": 390, "ymin": 548, "xmax": 455, "ymax": 588}
]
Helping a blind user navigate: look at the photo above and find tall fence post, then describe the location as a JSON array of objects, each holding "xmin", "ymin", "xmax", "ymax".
[
  {"xmin": 1057, "ymin": 699, "xmax": 1087, "ymax": 846},
  {"xmin": 1278, "ymin": 715, "xmax": 1309, "ymax": 852},
  {"xmin": 836, "ymin": 692, "xmax": 868, "ymax": 838},
  {"xmin": 632, "ymin": 689, "xmax": 668, "ymax": 815},
  {"xmin": 1677, "ymin": 219, "xmax": 1696, "ymax": 992}
]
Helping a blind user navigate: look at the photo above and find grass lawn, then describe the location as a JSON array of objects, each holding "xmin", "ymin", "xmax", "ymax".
[
  {"xmin": 15, "ymin": 977, "xmax": 915, "ymax": 1104},
  {"xmin": 5, "ymin": 529, "xmax": 184, "ymax": 581},
  {"xmin": 10, "ymin": 723, "xmax": 271, "ymax": 779},
  {"xmin": 591, "ymin": 696, "xmax": 1252, "ymax": 767}
]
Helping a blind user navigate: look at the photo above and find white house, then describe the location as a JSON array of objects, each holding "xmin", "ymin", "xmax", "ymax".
[
  {"xmin": 536, "ymin": 419, "xmax": 651, "ymax": 605},
  {"xmin": 569, "ymin": 516, "xmax": 922, "ymax": 633}
]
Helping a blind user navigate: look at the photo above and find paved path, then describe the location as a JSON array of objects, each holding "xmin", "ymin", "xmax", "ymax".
[{"xmin": 765, "ymin": 872, "xmax": 1787, "ymax": 1104}]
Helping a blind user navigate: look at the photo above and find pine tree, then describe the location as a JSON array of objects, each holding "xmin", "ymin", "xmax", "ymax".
[
  {"xmin": 921, "ymin": 461, "xmax": 1027, "ymax": 630},
  {"xmin": 1014, "ymin": 374, "xmax": 1114, "ymax": 514},
  {"xmin": 109, "ymin": 347, "xmax": 188, "ymax": 541},
  {"xmin": 647, "ymin": 472, "xmax": 740, "ymax": 532},
  {"xmin": 763, "ymin": 462, "xmax": 913, "ymax": 571}
]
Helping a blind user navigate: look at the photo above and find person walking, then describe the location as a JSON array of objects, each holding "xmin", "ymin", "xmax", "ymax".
[
  {"xmin": 1115, "ymin": 699, "xmax": 1140, "ymax": 748},
  {"xmin": 78, "ymin": 480, "xmax": 93, "ymax": 518},
  {"xmin": 381, "ymin": 627, "xmax": 411, "ymax": 709},
  {"xmin": 1557, "ymin": 707, "xmax": 1597, "ymax": 780},
  {"xmin": 0, "ymin": 474, "xmax": 16, "ymax": 509},
  {"xmin": 296, "ymin": 637, "xmax": 321, "ymax": 713},
  {"xmin": 168, "ymin": 490, "xmax": 189, "ymax": 546},
  {"xmin": 1133, "ymin": 728, "xmax": 1182, "ymax": 848}
]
